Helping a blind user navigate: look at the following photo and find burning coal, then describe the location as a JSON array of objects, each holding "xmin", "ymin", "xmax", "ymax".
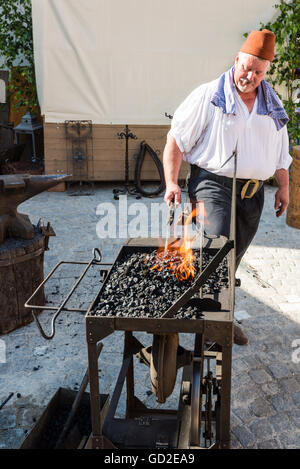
[
  {"xmin": 148, "ymin": 202, "xmax": 207, "ymax": 282},
  {"xmin": 148, "ymin": 242, "xmax": 196, "ymax": 282}
]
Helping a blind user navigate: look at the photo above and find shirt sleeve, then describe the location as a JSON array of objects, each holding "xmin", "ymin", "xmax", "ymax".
[
  {"xmin": 169, "ymin": 84, "xmax": 213, "ymax": 155},
  {"xmin": 276, "ymin": 125, "xmax": 293, "ymax": 170}
]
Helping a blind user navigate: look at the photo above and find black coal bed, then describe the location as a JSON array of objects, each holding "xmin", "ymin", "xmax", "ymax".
[{"xmin": 90, "ymin": 247, "xmax": 228, "ymax": 320}]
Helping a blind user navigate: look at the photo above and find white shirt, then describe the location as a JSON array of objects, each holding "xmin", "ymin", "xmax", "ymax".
[{"xmin": 169, "ymin": 76, "xmax": 292, "ymax": 180}]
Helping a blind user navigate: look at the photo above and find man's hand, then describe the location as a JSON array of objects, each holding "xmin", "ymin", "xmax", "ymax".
[
  {"xmin": 274, "ymin": 168, "xmax": 289, "ymax": 218},
  {"xmin": 164, "ymin": 182, "xmax": 181, "ymax": 206},
  {"xmin": 274, "ymin": 186, "xmax": 289, "ymax": 217}
]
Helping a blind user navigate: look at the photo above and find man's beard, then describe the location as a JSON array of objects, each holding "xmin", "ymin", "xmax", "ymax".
[{"xmin": 236, "ymin": 78, "xmax": 255, "ymax": 93}]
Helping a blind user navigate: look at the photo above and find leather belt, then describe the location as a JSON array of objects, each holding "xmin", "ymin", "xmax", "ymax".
[
  {"xmin": 189, "ymin": 165, "xmax": 263, "ymax": 199},
  {"xmin": 238, "ymin": 178, "xmax": 263, "ymax": 199}
]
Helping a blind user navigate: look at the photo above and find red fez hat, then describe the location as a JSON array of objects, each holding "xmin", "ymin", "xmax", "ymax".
[{"xmin": 240, "ymin": 29, "xmax": 276, "ymax": 61}]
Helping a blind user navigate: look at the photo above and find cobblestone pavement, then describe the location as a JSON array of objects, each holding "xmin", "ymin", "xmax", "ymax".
[{"xmin": 0, "ymin": 183, "xmax": 299, "ymax": 449}]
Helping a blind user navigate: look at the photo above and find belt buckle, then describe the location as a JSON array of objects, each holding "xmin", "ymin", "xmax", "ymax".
[{"xmin": 241, "ymin": 179, "xmax": 260, "ymax": 200}]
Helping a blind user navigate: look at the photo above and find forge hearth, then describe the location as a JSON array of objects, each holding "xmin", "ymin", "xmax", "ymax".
[
  {"xmin": 91, "ymin": 248, "xmax": 228, "ymax": 320},
  {"xmin": 84, "ymin": 237, "xmax": 234, "ymax": 449}
]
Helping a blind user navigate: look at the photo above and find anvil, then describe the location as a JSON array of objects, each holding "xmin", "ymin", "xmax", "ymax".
[{"xmin": 0, "ymin": 174, "xmax": 70, "ymax": 243}]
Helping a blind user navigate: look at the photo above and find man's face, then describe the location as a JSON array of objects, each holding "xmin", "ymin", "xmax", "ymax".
[{"xmin": 234, "ymin": 53, "xmax": 269, "ymax": 94}]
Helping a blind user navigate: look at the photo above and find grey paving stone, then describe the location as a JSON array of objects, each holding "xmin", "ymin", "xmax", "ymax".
[
  {"xmin": 232, "ymin": 358, "xmax": 249, "ymax": 373},
  {"xmin": 268, "ymin": 364, "xmax": 292, "ymax": 380},
  {"xmin": 232, "ymin": 347, "xmax": 251, "ymax": 360},
  {"xmin": 230, "ymin": 411, "xmax": 243, "ymax": 428},
  {"xmin": 282, "ymin": 324, "xmax": 300, "ymax": 339},
  {"xmin": 262, "ymin": 381, "xmax": 281, "ymax": 396},
  {"xmin": 241, "ymin": 355, "xmax": 263, "ymax": 369},
  {"xmin": 269, "ymin": 413, "xmax": 296, "ymax": 434},
  {"xmin": 231, "ymin": 382, "xmax": 263, "ymax": 405},
  {"xmin": 232, "ymin": 425, "xmax": 255, "ymax": 448},
  {"xmin": 292, "ymin": 392, "xmax": 300, "ymax": 407},
  {"xmin": 0, "ymin": 362, "xmax": 13, "ymax": 374},
  {"xmin": 279, "ymin": 378, "xmax": 300, "ymax": 394},
  {"xmin": 249, "ymin": 368, "xmax": 273, "ymax": 385},
  {"xmin": 232, "ymin": 371, "xmax": 254, "ymax": 388},
  {"xmin": 259, "ymin": 349, "xmax": 291, "ymax": 366},
  {"xmin": 289, "ymin": 410, "xmax": 300, "ymax": 429},
  {"xmin": 230, "ymin": 433, "xmax": 242, "ymax": 449},
  {"xmin": 231, "ymin": 407, "xmax": 254, "ymax": 425},
  {"xmin": 0, "ymin": 428, "xmax": 25, "ymax": 449},
  {"xmin": 271, "ymin": 394, "xmax": 296, "ymax": 413},
  {"xmin": 0, "ymin": 409, "xmax": 17, "ymax": 430},
  {"xmin": 257, "ymin": 439, "xmax": 280, "ymax": 449},
  {"xmin": 249, "ymin": 398, "xmax": 276, "ymax": 418},
  {"xmin": 278, "ymin": 431, "xmax": 300, "ymax": 449},
  {"xmin": 249, "ymin": 418, "xmax": 274, "ymax": 441},
  {"xmin": 290, "ymin": 362, "xmax": 300, "ymax": 378}
]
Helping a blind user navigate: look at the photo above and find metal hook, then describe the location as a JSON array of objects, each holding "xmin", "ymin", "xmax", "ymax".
[
  {"xmin": 93, "ymin": 247, "xmax": 102, "ymax": 264},
  {"xmin": 32, "ymin": 311, "xmax": 56, "ymax": 341}
]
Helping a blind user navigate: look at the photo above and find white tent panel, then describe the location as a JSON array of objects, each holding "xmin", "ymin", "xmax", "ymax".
[{"xmin": 32, "ymin": 0, "xmax": 276, "ymax": 124}]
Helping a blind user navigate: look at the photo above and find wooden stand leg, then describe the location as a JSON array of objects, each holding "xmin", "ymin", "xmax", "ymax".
[
  {"xmin": 219, "ymin": 344, "xmax": 232, "ymax": 449},
  {"xmin": 125, "ymin": 331, "xmax": 135, "ymax": 417},
  {"xmin": 87, "ymin": 342, "xmax": 102, "ymax": 440}
]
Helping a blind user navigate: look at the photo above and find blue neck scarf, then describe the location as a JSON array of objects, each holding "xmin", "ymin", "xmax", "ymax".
[{"xmin": 211, "ymin": 67, "xmax": 289, "ymax": 131}]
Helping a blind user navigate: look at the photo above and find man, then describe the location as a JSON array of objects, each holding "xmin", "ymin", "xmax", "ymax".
[{"xmin": 163, "ymin": 30, "xmax": 292, "ymax": 345}]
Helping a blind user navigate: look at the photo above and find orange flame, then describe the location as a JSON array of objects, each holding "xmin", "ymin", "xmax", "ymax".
[
  {"xmin": 176, "ymin": 237, "xmax": 196, "ymax": 281},
  {"xmin": 149, "ymin": 202, "xmax": 207, "ymax": 281}
]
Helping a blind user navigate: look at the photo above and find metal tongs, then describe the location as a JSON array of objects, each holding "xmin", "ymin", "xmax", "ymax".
[
  {"xmin": 167, "ymin": 199, "xmax": 178, "ymax": 227},
  {"xmin": 165, "ymin": 199, "xmax": 179, "ymax": 251}
]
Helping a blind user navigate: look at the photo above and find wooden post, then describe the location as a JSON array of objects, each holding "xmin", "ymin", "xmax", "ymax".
[{"xmin": 286, "ymin": 146, "xmax": 300, "ymax": 229}]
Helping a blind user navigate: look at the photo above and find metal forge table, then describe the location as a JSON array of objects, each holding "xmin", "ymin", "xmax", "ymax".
[{"xmin": 85, "ymin": 236, "xmax": 235, "ymax": 450}]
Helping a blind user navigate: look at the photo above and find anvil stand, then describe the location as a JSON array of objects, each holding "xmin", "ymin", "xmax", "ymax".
[{"xmin": 113, "ymin": 125, "xmax": 141, "ymax": 200}]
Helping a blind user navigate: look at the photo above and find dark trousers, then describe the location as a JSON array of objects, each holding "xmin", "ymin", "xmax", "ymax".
[{"xmin": 188, "ymin": 168, "xmax": 264, "ymax": 268}]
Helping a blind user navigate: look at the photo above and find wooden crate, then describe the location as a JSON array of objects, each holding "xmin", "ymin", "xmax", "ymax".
[
  {"xmin": 44, "ymin": 123, "xmax": 189, "ymax": 182},
  {"xmin": 20, "ymin": 388, "xmax": 109, "ymax": 449}
]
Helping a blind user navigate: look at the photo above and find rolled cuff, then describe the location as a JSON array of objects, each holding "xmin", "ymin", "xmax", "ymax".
[
  {"xmin": 276, "ymin": 152, "xmax": 293, "ymax": 171},
  {"xmin": 168, "ymin": 128, "xmax": 185, "ymax": 154}
]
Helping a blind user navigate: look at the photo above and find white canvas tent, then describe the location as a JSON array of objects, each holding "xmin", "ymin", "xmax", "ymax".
[{"xmin": 32, "ymin": 0, "xmax": 277, "ymax": 125}]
